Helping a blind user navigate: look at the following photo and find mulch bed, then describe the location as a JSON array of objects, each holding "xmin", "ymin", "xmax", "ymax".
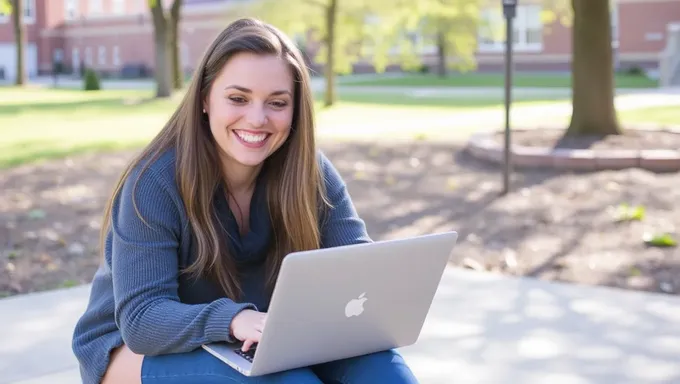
[
  {"xmin": 1, "ymin": 141, "xmax": 679, "ymax": 298},
  {"xmin": 491, "ymin": 128, "xmax": 680, "ymax": 151}
]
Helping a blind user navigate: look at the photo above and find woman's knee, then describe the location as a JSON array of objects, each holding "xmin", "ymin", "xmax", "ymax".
[{"xmin": 314, "ymin": 349, "xmax": 418, "ymax": 384}]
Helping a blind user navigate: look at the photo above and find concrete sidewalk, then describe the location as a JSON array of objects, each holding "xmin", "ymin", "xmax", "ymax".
[{"xmin": 2, "ymin": 267, "xmax": 680, "ymax": 384}]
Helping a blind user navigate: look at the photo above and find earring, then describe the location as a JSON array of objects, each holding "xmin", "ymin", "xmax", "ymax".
[{"xmin": 202, "ymin": 108, "xmax": 206, "ymax": 114}]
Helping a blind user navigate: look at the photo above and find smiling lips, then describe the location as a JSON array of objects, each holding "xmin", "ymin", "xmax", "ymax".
[{"xmin": 233, "ymin": 129, "xmax": 270, "ymax": 148}]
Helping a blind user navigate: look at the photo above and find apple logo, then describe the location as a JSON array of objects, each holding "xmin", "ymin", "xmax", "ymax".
[{"xmin": 345, "ymin": 292, "xmax": 367, "ymax": 318}]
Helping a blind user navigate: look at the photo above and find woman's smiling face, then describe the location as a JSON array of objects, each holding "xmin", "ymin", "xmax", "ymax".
[{"xmin": 204, "ymin": 52, "xmax": 294, "ymax": 170}]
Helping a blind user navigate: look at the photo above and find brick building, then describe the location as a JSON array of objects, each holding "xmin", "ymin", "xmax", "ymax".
[{"xmin": 0, "ymin": 0, "xmax": 678, "ymax": 81}]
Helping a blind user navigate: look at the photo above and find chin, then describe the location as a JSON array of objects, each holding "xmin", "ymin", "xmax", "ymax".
[{"xmin": 231, "ymin": 153, "xmax": 269, "ymax": 167}]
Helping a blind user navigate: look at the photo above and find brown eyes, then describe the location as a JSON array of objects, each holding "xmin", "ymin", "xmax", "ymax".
[
  {"xmin": 227, "ymin": 96, "xmax": 288, "ymax": 109},
  {"xmin": 228, "ymin": 96, "xmax": 247, "ymax": 103}
]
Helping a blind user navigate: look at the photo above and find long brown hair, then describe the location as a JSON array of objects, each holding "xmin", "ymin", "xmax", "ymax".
[{"xmin": 100, "ymin": 18, "xmax": 328, "ymax": 301}]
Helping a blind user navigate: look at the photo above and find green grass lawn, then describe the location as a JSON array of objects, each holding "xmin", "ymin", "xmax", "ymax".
[
  {"xmin": 618, "ymin": 105, "xmax": 680, "ymax": 126},
  {"xmin": 1, "ymin": 86, "xmax": 676, "ymax": 169},
  {"xmin": 1, "ymin": 86, "xmax": 520, "ymax": 168},
  {"xmin": 340, "ymin": 72, "xmax": 659, "ymax": 89},
  {"xmin": 332, "ymin": 89, "xmax": 566, "ymax": 108}
]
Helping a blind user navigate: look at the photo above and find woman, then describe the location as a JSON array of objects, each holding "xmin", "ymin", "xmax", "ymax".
[{"xmin": 71, "ymin": 18, "xmax": 419, "ymax": 384}]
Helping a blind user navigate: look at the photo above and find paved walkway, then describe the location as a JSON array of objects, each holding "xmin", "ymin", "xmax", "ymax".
[
  {"xmin": 336, "ymin": 85, "xmax": 680, "ymax": 98},
  {"xmin": 2, "ymin": 267, "xmax": 680, "ymax": 384},
  {"xmin": 315, "ymin": 88, "xmax": 680, "ymax": 142}
]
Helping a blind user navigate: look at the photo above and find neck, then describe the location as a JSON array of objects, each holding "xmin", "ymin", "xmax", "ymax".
[{"xmin": 220, "ymin": 155, "xmax": 261, "ymax": 195}]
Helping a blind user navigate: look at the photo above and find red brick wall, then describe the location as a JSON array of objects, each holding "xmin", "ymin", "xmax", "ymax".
[
  {"xmin": 0, "ymin": 15, "xmax": 40, "ymax": 44},
  {"xmin": 618, "ymin": 0, "xmax": 680, "ymax": 54},
  {"xmin": 540, "ymin": 19, "xmax": 572, "ymax": 55},
  {"xmin": 55, "ymin": 15, "xmax": 224, "ymax": 75},
  {"xmin": 5, "ymin": 0, "xmax": 680, "ymax": 77},
  {"xmin": 617, "ymin": 0, "xmax": 680, "ymax": 68}
]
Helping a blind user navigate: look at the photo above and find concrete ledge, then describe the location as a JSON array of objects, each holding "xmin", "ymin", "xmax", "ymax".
[
  {"xmin": 466, "ymin": 127, "xmax": 680, "ymax": 172},
  {"xmin": 2, "ymin": 268, "xmax": 680, "ymax": 383}
]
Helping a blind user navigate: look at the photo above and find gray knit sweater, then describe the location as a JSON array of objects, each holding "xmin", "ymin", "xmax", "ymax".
[{"xmin": 71, "ymin": 148, "xmax": 371, "ymax": 384}]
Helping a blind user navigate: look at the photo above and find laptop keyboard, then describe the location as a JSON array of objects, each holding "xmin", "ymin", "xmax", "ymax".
[{"xmin": 234, "ymin": 344, "xmax": 257, "ymax": 362}]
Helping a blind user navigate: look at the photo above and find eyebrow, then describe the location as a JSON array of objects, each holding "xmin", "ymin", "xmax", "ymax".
[{"xmin": 224, "ymin": 85, "xmax": 292, "ymax": 97}]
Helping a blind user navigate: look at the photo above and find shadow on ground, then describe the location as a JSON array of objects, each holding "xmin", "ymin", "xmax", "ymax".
[
  {"xmin": 320, "ymin": 140, "xmax": 680, "ymax": 296},
  {"xmin": 0, "ymin": 139, "xmax": 678, "ymax": 297},
  {"xmin": 401, "ymin": 267, "xmax": 680, "ymax": 384}
]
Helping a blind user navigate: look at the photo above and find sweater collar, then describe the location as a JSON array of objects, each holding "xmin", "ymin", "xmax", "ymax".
[{"xmin": 215, "ymin": 170, "xmax": 271, "ymax": 265}]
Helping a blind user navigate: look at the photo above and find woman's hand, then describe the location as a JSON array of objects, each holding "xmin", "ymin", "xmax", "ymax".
[{"xmin": 230, "ymin": 309, "xmax": 267, "ymax": 352}]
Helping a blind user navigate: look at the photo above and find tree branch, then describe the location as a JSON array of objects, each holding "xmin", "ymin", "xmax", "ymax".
[
  {"xmin": 149, "ymin": 0, "xmax": 167, "ymax": 30},
  {"xmin": 170, "ymin": 0, "xmax": 182, "ymax": 20}
]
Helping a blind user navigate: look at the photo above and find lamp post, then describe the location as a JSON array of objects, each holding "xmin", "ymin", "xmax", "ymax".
[{"xmin": 501, "ymin": 0, "xmax": 516, "ymax": 196}]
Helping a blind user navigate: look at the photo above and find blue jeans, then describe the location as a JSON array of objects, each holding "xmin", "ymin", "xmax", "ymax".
[{"xmin": 141, "ymin": 347, "xmax": 418, "ymax": 383}]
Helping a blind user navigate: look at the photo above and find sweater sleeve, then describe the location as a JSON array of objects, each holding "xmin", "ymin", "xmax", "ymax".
[
  {"xmin": 110, "ymin": 165, "xmax": 256, "ymax": 356},
  {"xmin": 318, "ymin": 151, "xmax": 373, "ymax": 248}
]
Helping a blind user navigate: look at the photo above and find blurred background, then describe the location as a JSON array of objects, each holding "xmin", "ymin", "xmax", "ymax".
[
  {"xmin": 0, "ymin": 0, "xmax": 679, "ymax": 298},
  {"xmin": 2, "ymin": 1, "xmax": 680, "ymax": 383}
]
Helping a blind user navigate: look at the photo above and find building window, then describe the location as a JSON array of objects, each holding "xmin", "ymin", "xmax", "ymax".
[
  {"xmin": 98, "ymin": 46, "xmax": 106, "ymax": 65},
  {"xmin": 113, "ymin": 0, "xmax": 125, "ymax": 14},
  {"xmin": 0, "ymin": 0, "xmax": 36, "ymax": 23},
  {"xmin": 478, "ymin": 4, "xmax": 543, "ymax": 52},
  {"xmin": 85, "ymin": 47, "xmax": 93, "ymax": 66},
  {"xmin": 611, "ymin": 0, "xmax": 619, "ymax": 48},
  {"xmin": 65, "ymin": 0, "xmax": 78, "ymax": 20},
  {"xmin": 72, "ymin": 48, "xmax": 81, "ymax": 71},
  {"xmin": 23, "ymin": 0, "xmax": 35, "ymax": 18},
  {"xmin": 112, "ymin": 46, "xmax": 120, "ymax": 66},
  {"xmin": 53, "ymin": 48, "xmax": 64, "ymax": 63},
  {"xmin": 181, "ymin": 43, "xmax": 189, "ymax": 67},
  {"xmin": 89, "ymin": 0, "xmax": 103, "ymax": 15},
  {"xmin": 20, "ymin": 0, "xmax": 35, "ymax": 20}
]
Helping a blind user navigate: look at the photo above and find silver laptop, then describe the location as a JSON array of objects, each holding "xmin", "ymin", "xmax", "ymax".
[{"xmin": 202, "ymin": 231, "xmax": 458, "ymax": 376}]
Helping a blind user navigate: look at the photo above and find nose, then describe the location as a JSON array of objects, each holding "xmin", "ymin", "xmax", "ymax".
[{"xmin": 245, "ymin": 104, "xmax": 267, "ymax": 128}]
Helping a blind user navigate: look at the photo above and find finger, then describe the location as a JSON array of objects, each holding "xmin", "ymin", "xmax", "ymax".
[{"xmin": 242, "ymin": 339, "xmax": 253, "ymax": 352}]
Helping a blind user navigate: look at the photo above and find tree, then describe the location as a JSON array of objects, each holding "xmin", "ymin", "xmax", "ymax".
[
  {"xmin": 169, "ymin": 0, "xmax": 183, "ymax": 90},
  {"xmin": 564, "ymin": 0, "xmax": 621, "ymax": 136},
  {"xmin": 2, "ymin": 0, "xmax": 26, "ymax": 85},
  {"xmin": 240, "ymin": 0, "xmax": 436, "ymax": 107},
  {"xmin": 406, "ymin": 0, "xmax": 481, "ymax": 77},
  {"xmin": 148, "ymin": 0, "xmax": 183, "ymax": 98},
  {"xmin": 505, "ymin": 0, "xmax": 619, "ymax": 136}
]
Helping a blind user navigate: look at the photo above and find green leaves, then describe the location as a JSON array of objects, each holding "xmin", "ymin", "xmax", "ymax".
[
  {"xmin": 0, "ymin": 0, "xmax": 12, "ymax": 15},
  {"xmin": 643, "ymin": 232, "xmax": 678, "ymax": 248},
  {"xmin": 612, "ymin": 202, "xmax": 677, "ymax": 248},
  {"xmin": 614, "ymin": 203, "xmax": 645, "ymax": 222},
  {"xmin": 243, "ymin": 0, "xmax": 484, "ymax": 76}
]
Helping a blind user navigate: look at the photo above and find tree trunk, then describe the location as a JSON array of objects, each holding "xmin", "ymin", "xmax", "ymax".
[
  {"xmin": 169, "ymin": 0, "xmax": 183, "ymax": 90},
  {"xmin": 564, "ymin": 0, "xmax": 621, "ymax": 136},
  {"xmin": 12, "ymin": 0, "xmax": 26, "ymax": 86},
  {"xmin": 436, "ymin": 28, "xmax": 446, "ymax": 77},
  {"xmin": 324, "ymin": 0, "xmax": 337, "ymax": 107},
  {"xmin": 150, "ymin": 3, "xmax": 172, "ymax": 98}
]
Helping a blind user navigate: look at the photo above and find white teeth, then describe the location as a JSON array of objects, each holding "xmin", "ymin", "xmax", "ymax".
[{"xmin": 235, "ymin": 131, "xmax": 267, "ymax": 143}]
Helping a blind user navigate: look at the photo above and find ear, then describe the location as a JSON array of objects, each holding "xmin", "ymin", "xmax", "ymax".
[{"xmin": 202, "ymin": 97, "xmax": 209, "ymax": 114}]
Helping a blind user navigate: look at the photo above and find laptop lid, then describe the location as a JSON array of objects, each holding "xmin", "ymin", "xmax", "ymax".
[{"xmin": 249, "ymin": 231, "xmax": 458, "ymax": 376}]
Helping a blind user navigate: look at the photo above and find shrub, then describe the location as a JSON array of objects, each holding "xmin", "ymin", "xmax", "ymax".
[{"xmin": 83, "ymin": 69, "xmax": 101, "ymax": 91}]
